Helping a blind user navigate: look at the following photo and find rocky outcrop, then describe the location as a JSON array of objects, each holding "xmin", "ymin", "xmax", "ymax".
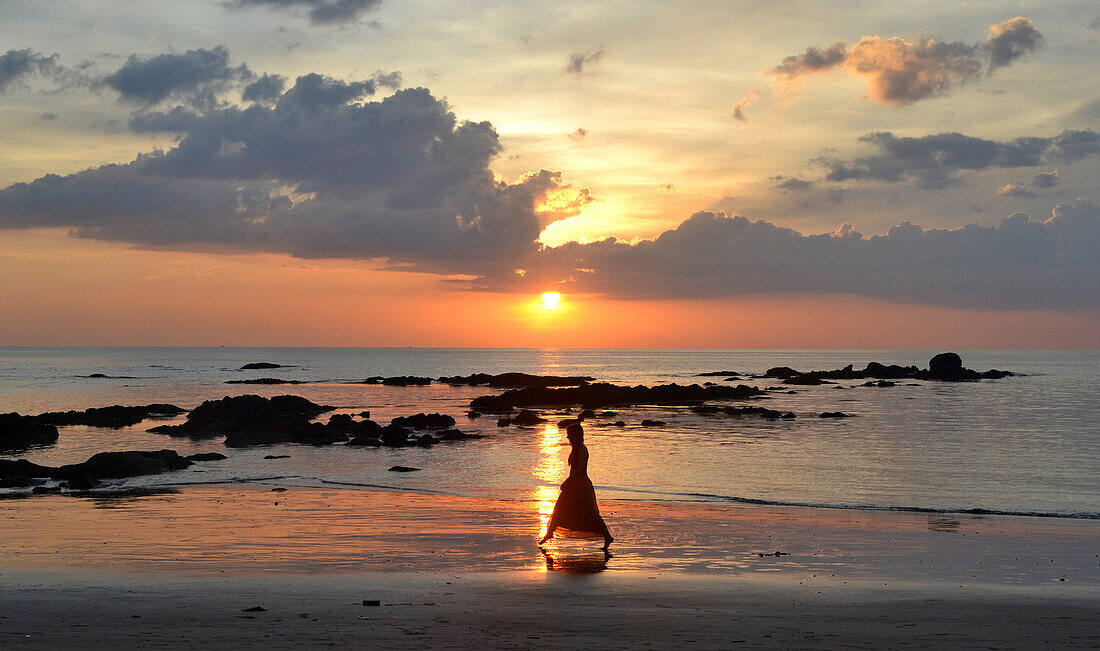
[
  {"xmin": 438, "ymin": 372, "xmax": 594, "ymax": 388},
  {"xmin": 1, "ymin": 449, "xmax": 193, "ymax": 488},
  {"xmin": 511, "ymin": 410, "xmax": 547, "ymax": 426},
  {"xmin": 761, "ymin": 353, "xmax": 1013, "ymax": 384},
  {"xmin": 148, "ymin": 395, "xmax": 335, "ymax": 446},
  {"xmin": 696, "ymin": 371, "xmax": 742, "ymax": 377},
  {"xmin": 186, "ymin": 452, "xmax": 228, "ymax": 462},
  {"xmin": 37, "ymin": 404, "xmax": 185, "ymax": 428},
  {"xmin": 240, "ymin": 362, "xmax": 287, "ymax": 370},
  {"xmin": 692, "ymin": 405, "xmax": 795, "ymax": 419},
  {"xmin": 226, "ymin": 378, "xmax": 306, "ymax": 385},
  {"xmin": 0, "ymin": 413, "xmax": 59, "ymax": 452},
  {"xmin": 469, "ymin": 382, "xmax": 765, "ymax": 412},
  {"xmin": 390, "ymin": 413, "xmax": 456, "ymax": 429}
]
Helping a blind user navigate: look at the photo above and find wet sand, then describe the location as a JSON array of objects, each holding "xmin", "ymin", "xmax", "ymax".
[{"xmin": 1, "ymin": 485, "xmax": 1098, "ymax": 647}]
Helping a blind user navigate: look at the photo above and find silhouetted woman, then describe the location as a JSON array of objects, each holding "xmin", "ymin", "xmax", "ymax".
[{"xmin": 539, "ymin": 423, "xmax": 614, "ymax": 549}]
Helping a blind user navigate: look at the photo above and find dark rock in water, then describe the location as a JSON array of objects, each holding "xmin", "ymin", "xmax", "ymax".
[
  {"xmin": 263, "ymin": 454, "xmax": 290, "ymax": 460},
  {"xmin": 87, "ymin": 373, "xmax": 108, "ymax": 378},
  {"xmin": 611, "ymin": 421, "xmax": 626, "ymax": 427},
  {"xmin": 242, "ymin": 606, "xmax": 267, "ymax": 612},
  {"xmin": 438, "ymin": 372, "xmax": 594, "ymax": 388},
  {"xmin": 596, "ymin": 411, "xmax": 617, "ymax": 418},
  {"xmin": 52, "ymin": 450, "xmax": 192, "ymax": 480},
  {"xmin": 66, "ymin": 476, "xmax": 96, "ymax": 490},
  {"xmin": 32, "ymin": 485, "xmax": 61, "ymax": 494},
  {"xmin": 0, "ymin": 413, "xmax": 59, "ymax": 452},
  {"xmin": 240, "ymin": 362, "xmax": 286, "ymax": 370},
  {"xmin": 763, "ymin": 367, "xmax": 801, "ymax": 379},
  {"xmin": 819, "ymin": 412, "xmax": 852, "ymax": 418},
  {"xmin": 37, "ymin": 404, "xmax": 185, "ymax": 429},
  {"xmin": 0, "ymin": 458, "xmax": 55, "ymax": 486},
  {"xmin": 388, "ymin": 466, "xmax": 420, "ymax": 472},
  {"xmin": 982, "ymin": 369, "xmax": 1013, "ymax": 379},
  {"xmin": 721, "ymin": 376, "xmax": 743, "ymax": 381},
  {"xmin": 379, "ymin": 424, "xmax": 413, "ymax": 446},
  {"xmin": 861, "ymin": 380, "xmax": 896, "ymax": 387},
  {"xmin": 436, "ymin": 428, "xmax": 483, "ymax": 441},
  {"xmin": 692, "ymin": 405, "xmax": 795, "ymax": 419},
  {"xmin": 640, "ymin": 419, "xmax": 667, "ymax": 427},
  {"xmin": 390, "ymin": 413, "xmax": 456, "ymax": 429},
  {"xmin": 381, "ymin": 376, "xmax": 432, "ymax": 386},
  {"xmin": 346, "ymin": 434, "xmax": 381, "ymax": 447},
  {"xmin": 327, "ymin": 414, "xmax": 356, "ymax": 430},
  {"xmin": 226, "ymin": 378, "xmax": 306, "ymax": 385},
  {"xmin": 186, "ymin": 452, "xmax": 228, "ymax": 462},
  {"xmin": 697, "ymin": 371, "xmax": 742, "ymax": 377},
  {"xmin": 470, "ymin": 382, "xmax": 765, "ymax": 412},
  {"xmin": 496, "ymin": 417, "xmax": 511, "ymax": 427},
  {"xmin": 578, "ymin": 409, "xmax": 597, "ymax": 421},
  {"xmin": 416, "ymin": 433, "xmax": 435, "ymax": 446},
  {"xmin": 359, "ymin": 410, "xmax": 371, "ymax": 418},
  {"xmin": 467, "ymin": 411, "xmax": 481, "ymax": 419},
  {"xmin": 929, "ymin": 352, "xmax": 964, "ymax": 380},
  {"xmin": 558, "ymin": 418, "xmax": 580, "ymax": 428},
  {"xmin": 784, "ymin": 375, "xmax": 833, "ymax": 385},
  {"xmin": 148, "ymin": 395, "xmax": 334, "ymax": 446},
  {"xmin": 512, "ymin": 410, "xmax": 547, "ymax": 426}
]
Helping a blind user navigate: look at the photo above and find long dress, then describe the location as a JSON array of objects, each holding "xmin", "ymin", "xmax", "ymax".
[{"xmin": 545, "ymin": 440, "xmax": 611, "ymax": 540}]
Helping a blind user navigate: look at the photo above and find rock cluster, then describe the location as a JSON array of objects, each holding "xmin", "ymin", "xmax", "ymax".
[
  {"xmin": 470, "ymin": 382, "xmax": 765, "ymax": 412},
  {"xmin": 37, "ymin": 404, "xmax": 186, "ymax": 428},
  {"xmin": 0, "ymin": 413, "xmax": 59, "ymax": 453}
]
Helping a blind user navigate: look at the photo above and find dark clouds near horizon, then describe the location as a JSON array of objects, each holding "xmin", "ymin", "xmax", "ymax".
[
  {"xmin": 230, "ymin": 0, "xmax": 384, "ymax": 24},
  {"xmin": 482, "ymin": 199, "xmax": 1100, "ymax": 310}
]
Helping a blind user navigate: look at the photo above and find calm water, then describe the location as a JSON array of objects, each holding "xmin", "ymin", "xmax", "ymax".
[{"xmin": 1, "ymin": 347, "xmax": 1097, "ymax": 518}]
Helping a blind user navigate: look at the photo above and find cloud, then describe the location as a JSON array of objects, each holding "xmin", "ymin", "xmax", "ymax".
[
  {"xmin": 475, "ymin": 199, "xmax": 1100, "ymax": 310},
  {"xmin": 565, "ymin": 45, "xmax": 607, "ymax": 75},
  {"xmin": 996, "ymin": 183, "xmax": 1035, "ymax": 198},
  {"xmin": 241, "ymin": 73, "xmax": 286, "ymax": 103},
  {"xmin": 39, "ymin": 111, "xmax": 58, "ymax": 120},
  {"xmin": 0, "ymin": 49, "xmax": 60, "ymax": 92},
  {"xmin": 230, "ymin": 0, "xmax": 384, "ymax": 24},
  {"xmin": 987, "ymin": 17, "xmax": 1044, "ymax": 69},
  {"xmin": 0, "ymin": 69, "xmax": 590, "ymax": 273},
  {"xmin": 101, "ymin": 46, "xmax": 251, "ymax": 107},
  {"xmin": 731, "ymin": 90, "xmax": 756, "ymax": 121},
  {"xmin": 750, "ymin": 17, "xmax": 1043, "ymax": 110},
  {"xmin": 1032, "ymin": 170, "xmax": 1059, "ymax": 188},
  {"xmin": 817, "ymin": 129, "xmax": 1099, "ymax": 189},
  {"xmin": 772, "ymin": 176, "xmax": 813, "ymax": 192},
  {"xmin": 567, "ymin": 128, "xmax": 588, "ymax": 142}
]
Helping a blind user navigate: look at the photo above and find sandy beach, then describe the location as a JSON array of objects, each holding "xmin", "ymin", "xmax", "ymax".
[{"xmin": 2, "ymin": 485, "xmax": 1097, "ymax": 648}]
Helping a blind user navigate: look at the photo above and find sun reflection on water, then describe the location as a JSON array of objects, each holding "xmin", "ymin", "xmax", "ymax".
[{"xmin": 533, "ymin": 423, "xmax": 565, "ymax": 539}]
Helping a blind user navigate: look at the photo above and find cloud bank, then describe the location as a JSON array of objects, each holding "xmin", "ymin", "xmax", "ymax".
[
  {"xmin": 480, "ymin": 199, "xmax": 1100, "ymax": 310},
  {"xmin": 230, "ymin": 0, "xmax": 384, "ymax": 24},
  {"xmin": 0, "ymin": 49, "xmax": 60, "ymax": 92}
]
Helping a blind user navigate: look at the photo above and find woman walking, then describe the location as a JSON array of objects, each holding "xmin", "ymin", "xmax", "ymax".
[{"xmin": 539, "ymin": 423, "xmax": 614, "ymax": 549}]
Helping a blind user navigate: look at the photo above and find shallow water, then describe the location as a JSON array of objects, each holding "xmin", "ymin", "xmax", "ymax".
[{"xmin": 1, "ymin": 347, "xmax": 1097, "ymax": 518}]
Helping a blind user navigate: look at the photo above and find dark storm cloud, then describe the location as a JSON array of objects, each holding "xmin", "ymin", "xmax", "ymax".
[
  {"xmin": 761, "ymin": 17, "xmax": 1043, "ymax": 107},
  {"xmin": 0, "ymin": 49, "xmax": 60, "ymax": 92},
  {"xmin": 101, "ymin": 46, "xmax": 251, "ymax": 106},
  {"xmin": 565, "ymin": 45, "xmax": 607, "ymax": 75},
  {"xmin": 817, "ymin": 129, "xmax": 1100, "ymax": 189},
  {"xmin": 241, "ymin": 73, "xmax": 286, "ymax": 103},
  {"xmin": 479, "ymin": 199, "xmax": 1100, "ymax": 310},
  {"xmin": 0, "ymin": 73, "xmax": 589, "ymax": 272},
  {"xmin": 230, "ymin": 0, "xmax": 384, "ymax": 24}
]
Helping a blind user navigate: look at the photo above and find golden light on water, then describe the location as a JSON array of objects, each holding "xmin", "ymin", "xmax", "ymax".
[
  {"xmin": 533, "ymin": 424, "xmax": 565, "ymax": 540},
  {"xmin": 541, "ymin": 292, "xmax": 561, "ymax": 309}
]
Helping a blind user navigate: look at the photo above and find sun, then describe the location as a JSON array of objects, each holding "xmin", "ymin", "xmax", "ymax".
[{"xmin": 541, "ymin": 292, "xmax": 562, "ymax": 309}]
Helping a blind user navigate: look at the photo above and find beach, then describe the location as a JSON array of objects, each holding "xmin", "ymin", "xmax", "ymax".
[{"xmin": 2, "ymin": 484, "xmax": 1098, "ymax": 648}]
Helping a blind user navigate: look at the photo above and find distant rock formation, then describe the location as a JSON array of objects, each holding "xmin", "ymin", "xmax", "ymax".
[
  {"xmin": 37, "ymin": 404, "xmax": 186, "ymax": 428},
  {"xmin": 761, "ymin": 353, "xmax": 1013, "ymax": 384},
  {"xmin": 470, "ymin": 382, "xmax": 765, "ymax": 412},
  {"xmin": 438, "ymin": 372, "xmax": 595, "ymax": 388},
  {"xmin": 226, "ymin": 378, "xmax": 306, "ymax": 385},
  {"xmin": 240, "ymin": 362, "xmax": 287, "ymax": 370}
]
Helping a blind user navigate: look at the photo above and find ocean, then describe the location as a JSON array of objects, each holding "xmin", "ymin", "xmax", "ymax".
[{"xmin": 1, "ymin": 347, "xmax": 1097, "ymax": 519}]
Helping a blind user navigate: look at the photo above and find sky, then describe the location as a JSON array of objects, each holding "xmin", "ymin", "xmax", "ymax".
[{"xmin": 0, "ymin": 0, "xmax": 1097, "ymax": 347}]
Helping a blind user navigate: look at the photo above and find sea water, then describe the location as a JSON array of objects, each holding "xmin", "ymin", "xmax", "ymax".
[{"xmin": 1, "ymin": 347, "xmax": 1097, "ymax": 518}]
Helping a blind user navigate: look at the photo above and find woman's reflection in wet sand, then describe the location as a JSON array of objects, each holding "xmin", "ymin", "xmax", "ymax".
[{"xmin": 539, "ymin": 547, "xmax": 610, "ymax": 574}]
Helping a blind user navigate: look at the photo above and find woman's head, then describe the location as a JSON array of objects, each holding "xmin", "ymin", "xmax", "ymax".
[{"xmin": 566, "ymin": 423, "xmax": 584, "ymax": 443}]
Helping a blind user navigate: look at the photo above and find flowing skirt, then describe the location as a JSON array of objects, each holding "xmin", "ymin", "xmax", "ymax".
[{"xmin": 547, "ymin": 475, "xmax": 610, "ymax": 540}]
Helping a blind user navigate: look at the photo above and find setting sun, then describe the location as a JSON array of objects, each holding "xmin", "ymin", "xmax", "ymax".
[{"xmin": 541, "ymin": 292, "xmax": 562, "ymax": 308}]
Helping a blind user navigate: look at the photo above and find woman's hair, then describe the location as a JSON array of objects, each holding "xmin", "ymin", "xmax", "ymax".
[{"xmin": 565, "ymin": 423, "xmax": 584, "ymax": 441}]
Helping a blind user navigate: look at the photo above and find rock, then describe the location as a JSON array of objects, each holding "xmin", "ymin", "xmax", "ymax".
[
  {"xmin": 929, "ymin": 352, "xmax": 965, "ymax": 380},
  {"xmin": 819, "ymin": 412, "xmax": 852, "ymax": 418},
  {"xmin": 148, "ymin": 395, "xmax": 334, "ymax": 446},
  {"xmin": 225, "ymin": 378, "xmax": 306, "ymax": 385},
  {"xmin": 359, "ymin": 410, "xmax": 371, "ymax": 418},
  {"xmin": 692, "ymin": 405, "xmax": 794, "ymax": 419},
  {"xmin": 467, "ymin": 411, "xmax": 481, "ymax": 419},
  {"xmin": 982, "ymin": 369, "xmax": 1013, "ymax": 379},
  {"xmin": 557, "ymin": 418, "xmax": 580, "ymax": 428},
  {"xmin": 242, "ymin": 606, "xmax": 267, "ymax": 612},
  {"xmin": 436, "ymin": 428, "xmax": 483, "ymax": 441},
  {"xmin": 696, "ymin": 371, "xmax": 742, "ymax": 377},
  {"xmin": 596, "ymin": 411, "xmax": 618, "ymax": 418},
  {"xmin": 327, "ymin": 414, "xmax": 356, "ymax": 430},
  {"xmin": 381, "ymin": 376, "xmax": 432, "ymax": 386},
  {"xmin": 390, "ymin": 413, "xmax": 456, "ymax": 429},
  {"xmin": 186, "ymin": 452, "xmax": 228, "ymax": 462},
  {"xmin": 611, "ymin": 421, "xmax": 626, "ymax": 427},
  {"xmin": 512, "ymin": 410, "xmax": 547, "ymax": 426},
  {"xmin": 36, "ymin": 404, "xmax": 185, "ymax": 429},
  {"xmin": 783, "ymin": 376, "xmax": 833, "ymax": 385},
  {"xmin": 345, "ymin": 435, "xmax": 381, "ymax": 447},
  {"xmin": 437, "ymin": 372, "xmax": 593, "ymax": 388},
  {"xmin": 240, "ymin": 363, "xmax": 285, "ymax": 370},
  {"xmin": 861, "ymin": 380, "xmax": 896, "ymax": 387},
  {"xmin": 578, "ymin": 409, "xmax": 597, "ymax": 420},
  {"xmin": 32, "ymin": 485, "xmax": 61, "ymax": 494},
  {"xmin": 388, "ymin": 466, "xmax": 421, "ymax": 472},
  {"xmin": 721, "ymin": 376, "xmax": 743, "ymax": 381},
  {"xmin": 640, "ymin": 419, "xmax": 667, "ymax": 427},
  {"xmin": 263, "ymin": 454, "xmax": 290, "ymax": 459},
  {"xmin": 0, "ymin": 458, "xmax": 55, "ymax": 486},
  {"xmin": 87, "ymin": 373, "xmax": 108, "ymax": 378},
  {"xmin": 379, "ymin": 424, "xmax": 413, "ymax": 446},
  {"xmin": 362, "ymin": 600, "xmax": 381, "ymax": 607},
  {"xmin": 496, "ymin": 417, "xmax": 511, "ymax": 427},
  {"xmin": 52, "ymin": 450, "xmax": 193, "ymax": 480},
  {"xmin": 470, "ymin": 382, "xmax": 765, "ymax": 412},
  {"xmin": 763, "ymin": 367, "xmax": 801, "ymax": 378},
  {"xmin": 416, "ymin": 433, "xmax": 435, "ymax": 446},
  {"xmin": 66, "ymin": 476, "xmax": 96, "ymax": 490},
  {"xmin": 0, "ymin": 413, "xmax": 59, "ymax": 452}
]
